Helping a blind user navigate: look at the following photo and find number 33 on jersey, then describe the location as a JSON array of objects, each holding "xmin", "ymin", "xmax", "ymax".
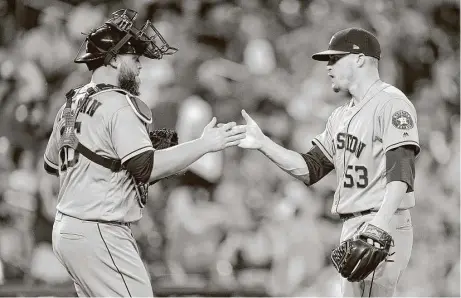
[{"xmin": 312, "ymin": 82, "xmax": 420, "ymax": 214}]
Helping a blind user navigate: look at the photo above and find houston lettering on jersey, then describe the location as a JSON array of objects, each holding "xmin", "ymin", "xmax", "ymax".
[{"xmin": 336, "ymin": 132, "xmax": 366, "ymax": 158}]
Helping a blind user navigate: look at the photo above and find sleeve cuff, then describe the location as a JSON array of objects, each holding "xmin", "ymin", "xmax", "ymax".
[
  {"xmin": 121, "ymin": 146, "xmax": 154, "ymax": 164},
  {"xmin": 385, "ymin": 141, "xmax": 420, "ymax": 157},
  {"xmin": 312, "ymin": 138, "xmax": 334, "ymax": 164},
  {"xmin": 44, "ymin": 155, "xmax": 59, "ymax": 169}
]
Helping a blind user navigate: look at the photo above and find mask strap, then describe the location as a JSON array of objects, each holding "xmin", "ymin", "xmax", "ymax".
[{"xmin": 103, "ymin": 32, "xmax": 133, "ymax": 65}]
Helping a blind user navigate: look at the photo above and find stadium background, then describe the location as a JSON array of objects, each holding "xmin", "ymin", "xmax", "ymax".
[{"xmin": 0, "ymin": 0, "xmax": 459, "ymax": 296}]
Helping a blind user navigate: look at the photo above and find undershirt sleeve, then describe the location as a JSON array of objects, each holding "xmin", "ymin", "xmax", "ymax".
[
  {"xmin": 386, "ymin": 145, "xmax": 416, "ymax": 193},
  {"xmin": 301, "ymin": 145, "xmax": 335, "ymax": 186}
]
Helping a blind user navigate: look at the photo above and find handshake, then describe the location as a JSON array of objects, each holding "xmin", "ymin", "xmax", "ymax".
[
  {"xmin": 148, "ymin": 109, "xmax": 267, "ymax": 184},
  {"xmin": 152, "ymin": 109, "xmax": 263, "ymax": 153},
  {"xmin": 153, "ymin": 110, "xmax": 266, "ymax": 153},
  {"xmin": 198, "ymin": 109, "xmax": 266, "ymax": 153}
]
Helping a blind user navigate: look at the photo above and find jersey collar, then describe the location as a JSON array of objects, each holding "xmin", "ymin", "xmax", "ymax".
[{"xmin": 349, "ymin": 80, "xmax": 389, "ymax": 111}]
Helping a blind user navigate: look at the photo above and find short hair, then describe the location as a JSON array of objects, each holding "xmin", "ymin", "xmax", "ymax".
[{"xmin": 366, "ymin": 56, "xmax": 379, "ymax": 68}]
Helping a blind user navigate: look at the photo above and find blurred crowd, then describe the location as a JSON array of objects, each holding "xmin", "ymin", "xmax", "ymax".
[{"xmin": 0, "ymin": 0, "xmax": 459, "ymax": 296}]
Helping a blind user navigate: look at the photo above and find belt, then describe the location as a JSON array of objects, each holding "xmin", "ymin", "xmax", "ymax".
[
  {"xmin": 94, "ymin": 220, "xmax": 131, "ymax": 227},
  {"xmin": 57, "ymin": 211, "xmax": 131, "ymax": 227},
  {"xmin": 338, "ymin": 209, "xmax": 376, "ymax": 221}
]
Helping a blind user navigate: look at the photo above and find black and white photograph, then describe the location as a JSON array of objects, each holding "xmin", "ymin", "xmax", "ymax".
[{"xmin": 0, "ymin": 0, "xmax": 459, "ymax": 297}]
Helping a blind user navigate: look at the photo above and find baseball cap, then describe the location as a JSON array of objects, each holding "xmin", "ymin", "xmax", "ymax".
[{"xmin": 312, "ymin": 28, "xmax": 381, "ymax": 61}]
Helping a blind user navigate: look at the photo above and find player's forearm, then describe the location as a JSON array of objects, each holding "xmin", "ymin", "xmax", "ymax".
[
  {"xmin": 150, "ymin": 138, "xmax": 209, "ymax": 182},
  {"xmin": 187, "ymin": 152, "xmax": 223, "ymax": 183},
  {"xmin": 374, "ymin": 181, "xmax": 407, "ymax": 226},
  {"xmin": 259, "ymin": 136, "xmax": 309, "ymax": 182}
]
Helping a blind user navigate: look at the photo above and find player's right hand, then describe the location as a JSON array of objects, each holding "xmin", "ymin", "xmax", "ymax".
[
  {"xmin": 200, "ymin": 117, "xmax": 246, "ymax": 152},
  {"xmin": 237, "ymin": 109, "xmax": 266, "ymax": 150}
]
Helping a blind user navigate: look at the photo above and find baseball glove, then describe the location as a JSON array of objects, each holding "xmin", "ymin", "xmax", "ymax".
[
  {"xmin": 149, "ymin": 128, "xmax": 178, "ymax": 149},
  {"xmin": 148, "ymin": 128, "xmax": 178, "ymax": 186},
  {"xmin": 331, "ymin": 223, "xmax": 394, "ymax": 282}
]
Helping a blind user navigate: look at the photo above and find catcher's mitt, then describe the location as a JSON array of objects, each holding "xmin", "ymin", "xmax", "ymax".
[
  {"xmin": 331, "ymin": 223, "xmax": 394, "ymax": 282},
  {"xmin": 149, "ymin": 128, "xmax": 178, "ymax": 149},
  {"xmin": 148, "ymin": 128, "xmax": 178, "ymax": 186}
]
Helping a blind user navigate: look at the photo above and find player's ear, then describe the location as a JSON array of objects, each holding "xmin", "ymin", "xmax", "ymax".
[
  {"xmin": 108, "ymin": 56, "xmax": 118, "ymax": 70},
  {"xmin": 356, "ymin": 54, "xmax": 365, "ymax": 68}
]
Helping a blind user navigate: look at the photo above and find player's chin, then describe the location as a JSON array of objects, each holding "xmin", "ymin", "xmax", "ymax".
[{"xmin": 332, "ymin": 84, "xmax": 340, "ymax": 93}]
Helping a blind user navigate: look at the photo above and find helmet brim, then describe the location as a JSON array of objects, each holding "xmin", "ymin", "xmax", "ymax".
[{"xmin": 74, "ymin": 52, "xmax": 105, "ymax": 63}]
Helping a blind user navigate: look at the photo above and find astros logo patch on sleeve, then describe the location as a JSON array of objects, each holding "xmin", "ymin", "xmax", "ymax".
[{"xmin": 392, "ymin": 110, "xmax": 414, "ymax": 130}]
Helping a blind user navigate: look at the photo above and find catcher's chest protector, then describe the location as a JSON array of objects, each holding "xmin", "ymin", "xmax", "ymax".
[{"xmin": 61, "ymin": 84, "xmax": 150, "ymax": 207}]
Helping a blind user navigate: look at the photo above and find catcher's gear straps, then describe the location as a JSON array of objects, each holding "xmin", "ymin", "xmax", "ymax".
[{"xmin": 61, "ymin": 84, "xmax": 150, "ymax": 172}]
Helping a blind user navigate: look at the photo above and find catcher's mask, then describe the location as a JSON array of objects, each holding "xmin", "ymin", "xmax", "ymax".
[{"xmin": 74, "ymin": 9, "xmax": 177, "ymax": 70}]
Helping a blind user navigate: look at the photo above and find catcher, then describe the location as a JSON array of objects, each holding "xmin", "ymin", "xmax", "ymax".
[
  {"xmin": 237, "ymin": 28, "xmax": 419, "ymax": 297},
  {"xmin": 43, "ymin": 9, "xmax": 246, "ymax": 297}
]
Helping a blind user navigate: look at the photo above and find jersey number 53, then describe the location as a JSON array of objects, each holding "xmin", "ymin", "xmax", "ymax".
[{"xmin": 343, "ymin": 165, "xmax": 369, "ymax": 188}]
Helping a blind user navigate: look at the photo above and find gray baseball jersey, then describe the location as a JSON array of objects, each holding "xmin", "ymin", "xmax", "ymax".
[
  {"xmin": 44, "ymin": 83, "xmax": 154, "ymax": 222},
  {"xmin": 313, "ymin": 81, "xmax": 420, "ymax": 214}
]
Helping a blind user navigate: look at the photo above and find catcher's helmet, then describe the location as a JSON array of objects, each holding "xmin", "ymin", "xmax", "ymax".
[{"xmin": 75, "ymin": 9, "xmax": 177, "ymax": 70}]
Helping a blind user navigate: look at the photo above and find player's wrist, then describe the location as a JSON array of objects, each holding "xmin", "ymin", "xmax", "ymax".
[
  {"xmin": 258, "ymin": 135, "xmax": 271, "ymax": 151},
  {"xmin": 198, "ymin": 135, "xmax": 218, "ymax": 154},
  {"xmin": 369, "ymin": 216, "xmax": 391, "ymax": 233}
]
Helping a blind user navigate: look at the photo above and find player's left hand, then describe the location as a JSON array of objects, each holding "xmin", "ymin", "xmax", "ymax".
[{"xmin": 331, "ymin": 222, "xmax": 394, "ymax": 282}]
